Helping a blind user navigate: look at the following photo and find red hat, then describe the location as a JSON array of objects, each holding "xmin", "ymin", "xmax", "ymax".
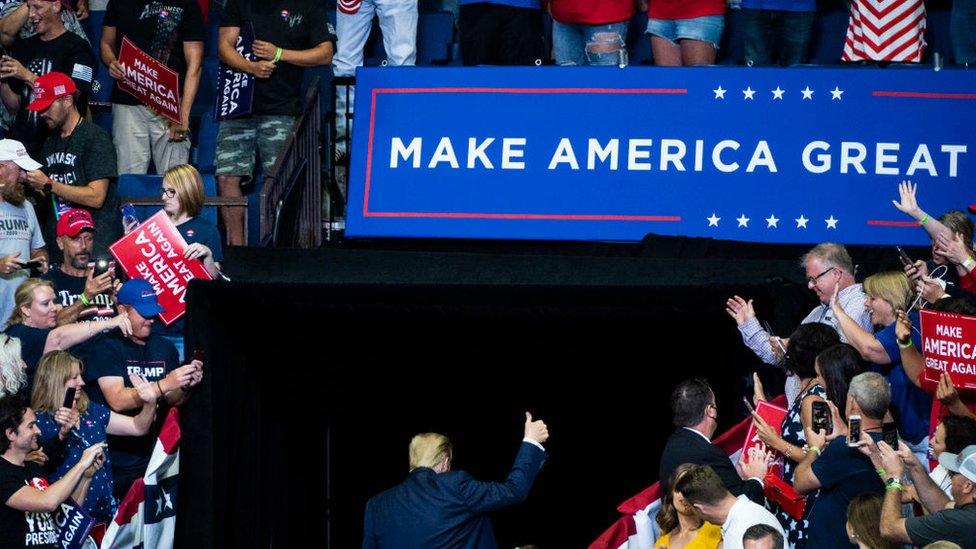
[
  {"xmin": 969, "ymin": 204, "xmax": 976, "ymax": 215},
  {"xmin": 27, "ymin": 72, "xmax": 76, "ymax": 112},
  {"xmin": 56, "ymin": 208, "xmax": 94, "ymax": 237}
]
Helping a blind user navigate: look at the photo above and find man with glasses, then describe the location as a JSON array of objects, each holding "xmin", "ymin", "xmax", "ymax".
[
  {"xmin": 660, "ymin": 378, "xmax": 768, "ymax": 504},
  {"xmin": 726, "ymin": 242, "xmax": 872, "ymax": 405},
  {"xmin": 0, "ymin": 138, "xmax": 47, "ymax": 328},
  {"xmin": 20, "ymin": 72, "xmax": 118, "ymax": 263}
]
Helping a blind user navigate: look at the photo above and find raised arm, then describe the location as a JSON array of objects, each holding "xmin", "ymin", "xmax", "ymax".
[
  {"xmin": 43, "ymin": 312, "xmax": 130, "ymax": 354},
  {"xmin": 831, "ymin": 286, "xmax": 889, "ymax": 364},
  {"xmin": 5, "ymin": 443, "xmax": 106, "ymax": 513}
]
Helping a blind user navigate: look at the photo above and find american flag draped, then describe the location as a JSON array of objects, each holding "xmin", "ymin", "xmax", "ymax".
[
  {"xmin": 100, "ymin": 408, "xmax": 181, "ymax": 549},
  {"xmin": 843, "ymin": 0, "xmax": 927, "ymax": 62}
]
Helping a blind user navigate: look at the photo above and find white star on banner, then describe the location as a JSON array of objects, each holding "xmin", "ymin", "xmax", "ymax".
[
  {"xmin": 772, "ymin": 87, "xmax": 785, "ymax": 100},
  {"xmin": 830, "ymin": 87, "xmax": 844, "ymax": 100},
  {"xmin": 713, "ymin": 85, "xmax": 727, "ymax": 99},
  {"xmin": 707, "ymin": 213, "xmax": 721, "ymax": 227},
  {"xmin": 801, "ymin": 87, "xmax": 814, "ymax": 100},
  {"xmin": 795, "ymin": 215, "xmax": 809, "ymax": 228},
  {"xmin": 766, "ymin": 214, "xmax": 779, "ymax": 228},
  {"xmin": 743, "ymin": 87, "xmax": 756, "ymax": 100},
  {"xmin": 737, "ymin": 214, "xmax": 750, "ymax": 227},
  {"xmin": 826, "ymin": 215, "xmax": 839, "ymax": 229}
]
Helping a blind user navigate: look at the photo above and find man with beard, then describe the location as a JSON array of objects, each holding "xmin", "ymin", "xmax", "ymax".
[
  {"xmin": 0, "ymin": 0, "xmax": 96, "ymax": 156},
  {"xmin": 0, "ymin": 138, "xmax": 47, "ymax": 328},
  {"xmin": 21, "ymin": 72, "xmax": 118, "ymax": 261},
  {"xmin": 84, "ymin": 278, "xmax": 202, "ymax": 498},
  {"xmin": 41, "ymin": 208, "xmax": 114, "ymax": 326}
]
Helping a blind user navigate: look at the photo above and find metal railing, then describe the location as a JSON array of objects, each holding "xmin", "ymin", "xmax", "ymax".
[{"xmin": 259, "ymin": 76, "xmax": 323, "ymax": 247}]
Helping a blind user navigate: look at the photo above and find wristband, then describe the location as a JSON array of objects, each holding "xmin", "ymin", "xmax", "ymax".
[
  {"xmin": 273, "ymin": 47, "xmax": 283, "ymax": 63},
  {"xmin": 155, "ymin": 380, "xmax": 164, "ymax": 399},
  {"xmin": 897, "ymin": 338, "xmax": 913, "ymax": 349},
  {"xmin": 876, "ymin": 467, "xmax": 887, "ymax": 479},
  {"xmin": 809, "ymin": 446, "xmax": 821, "ymax": 456},
  {"xmin": 78, "ymin": 293, "xmax": 91, "ymax": 306},
  {"xmin": 919, "ymin": 213, "xmax": 930, "ymax": 225},
  {"xmin": 963, "ymin": 257, "xmax": 975, "ymax": 272},
  {"xmin": 885, "ymin": 481, "xmax": 903, "ymax": 491}
]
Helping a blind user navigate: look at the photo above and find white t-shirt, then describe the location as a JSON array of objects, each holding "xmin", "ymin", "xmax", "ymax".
[
  {"xmin": 721, "ymin": 495, "xmax": 788, "ymax": 549},
  {"xmin": 0, "ymin": 200, "xmax": 43, "ymax": 328},
  {"xmin": 929, "ymin": 464, "xmax": 953, "ymax": 499}
]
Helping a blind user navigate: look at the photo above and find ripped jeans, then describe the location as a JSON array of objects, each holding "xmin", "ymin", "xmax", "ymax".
[{"xmin": 552, "ymin": 20, "xmax": 630, "ymax": 66}]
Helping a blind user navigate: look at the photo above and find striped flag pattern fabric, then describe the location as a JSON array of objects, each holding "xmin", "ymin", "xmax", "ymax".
[
  {"xmin": 843, "ymin": 0, "xmax": 927, "ymax": 63},
  {"xmin": 101, "ymin": 408, "xmax": 181, "ymax": 549}
]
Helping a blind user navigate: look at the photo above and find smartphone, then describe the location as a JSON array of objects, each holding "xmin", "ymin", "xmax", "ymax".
[
  {"xmin": 192, "ymin": 349, "xmax": 205, "ymax": 363},
  {"xmin": 812, "ymin": 401, "xmax": 832, "ymax": 434},
  {"xmin": 896, "ymin": 246, "xmax": 913, "ymax": 268},
  {"xmin": 848, "ymin": 415, "xmax": 862, "ymax": 446},
  {"xmin": 743, "ymin": 396, "xmax": 756, "ymax": 414},
  {"xmin": 91, "ymin": 258, "xmax": 112, "ymax": 277},
  {"xmin": 18, "ymin": 259, "xmax": 42, "ymax": 270},
  {"xmin": 882, "ymin": 422, "xmax": 899, "ymax": 450},
  {"xmin": 62, "ymin": 387, "xmax": 76, "ymax": 408}
]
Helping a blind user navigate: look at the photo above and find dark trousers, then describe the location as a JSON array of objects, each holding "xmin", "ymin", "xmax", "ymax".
[
  {"xmin": 460, "ymin": 3, "xmax": 543, "ymax": 66},
  {"xmin": 739, "ymin": 8, "xmax": 815, "ymax": 67}
]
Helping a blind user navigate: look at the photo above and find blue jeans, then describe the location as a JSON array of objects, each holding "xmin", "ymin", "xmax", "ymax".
[
  {"xmin": 953, "ymin": 0, "xmax": 976, "ymax": 64},
  {"xmin": 552, "ymin": 20, "xmax": 629, "ymax": 66},
  {"xmin": 738, "ymin": 8, "xmax": 815, "ymax": 66}
]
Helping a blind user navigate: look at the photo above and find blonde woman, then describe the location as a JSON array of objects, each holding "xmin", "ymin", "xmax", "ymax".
[
  {"xmin": 157, "ymin": 164, "xmax": 222, "ymax": 359},
  {"xmin": 655, "ymin": 463, "xmax": 721, "ymax": 549},
  {"xmin": 4, "ymin": 278, "xmax": 131, "ymax": 383},
  {"xmin": 831, "ymin": 271, "xmax": 931, "ymax": 463},
  {"xmin": 31, "ymin": 350, "xmax": 156, "ymax": 523}
]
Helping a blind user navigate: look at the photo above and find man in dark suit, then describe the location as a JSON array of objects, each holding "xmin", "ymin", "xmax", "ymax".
[
  {"xmin": 362, "ymin": 412, "xmax": 549, "ymax": 549},
  {"xmin": 659, "ymin": 378, "xmax": 767, "ymax": 504}
]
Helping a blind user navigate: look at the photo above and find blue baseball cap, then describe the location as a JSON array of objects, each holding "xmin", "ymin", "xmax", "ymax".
[{"xmin": 116, "ymin": 279, "xmax": 164, "ymax": 318}]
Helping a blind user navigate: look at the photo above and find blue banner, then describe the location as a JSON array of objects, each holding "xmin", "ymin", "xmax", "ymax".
[
  {"xmin": 54, "ymin": 499, "xmax": 94, "ymax": 549},
  {"xmin": 346, "ymin": 67, "xmax": 975, "ymax": 244},
  {"xmin": 214, "ymin": 23, "xmax": 255, "ymax": 121}
]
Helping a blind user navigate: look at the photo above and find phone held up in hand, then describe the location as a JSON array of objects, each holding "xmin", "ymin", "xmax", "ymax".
[
  {"xmin": 896, "ymin": 246, "xmax": 913, "ymax": 268},
  {"xmin": 882, "ymin": 422, "xmax": 899, "ymax": 450},
  {"xmin": 812, "ymin": 400, "xmax": 832, "ymax": 434},
  {"xmin": 847, "ymin": 415, "xmax": 862, "ymax": 447},
  {"xmin": 62, "ymin": 387, "xmax": 76, "ymax": 409}
]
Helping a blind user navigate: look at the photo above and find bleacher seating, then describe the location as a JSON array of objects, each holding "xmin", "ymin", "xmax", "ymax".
[{"xmin": 117, "ymin": 173, "xmax": 219, "ymax": 226}]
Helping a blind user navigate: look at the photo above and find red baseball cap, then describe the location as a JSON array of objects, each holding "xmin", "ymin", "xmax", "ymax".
[
  {"xmin": 56, "ymin": 208, "xmax": 94, "ymax": 237},
  {"xmin": 27, "ymin": 72, "xmax": 76, "ymax": 112}
]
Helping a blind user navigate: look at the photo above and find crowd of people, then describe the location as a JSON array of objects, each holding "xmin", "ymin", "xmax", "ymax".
[{"xmin": 648, "ymin": 184, "xmax": 976, "ymax": 548}]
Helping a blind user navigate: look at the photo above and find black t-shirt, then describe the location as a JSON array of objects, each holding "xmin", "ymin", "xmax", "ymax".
[
  {"xmin": 84, "ymin": 332, "xmax": 178, "ymax": 472},
  {"xmin": 9, "ymin": 31, "xmax": 97, "ymax": 155},
  {"xmin": 104, "ymin": 0, "xmax": 206, "ymax": 106},
  {"xmin": 219, "ymin": 0, "xmax": 336, "ymax": 116},
  {"xmin": 0, "ymin": 458, "xmax": 59, "ymax": 549},
  {"xmin": 906, "ymin": 501, "xmax": 976, "ymax": 548},
  {"xmin": 41, "ymin": 267, "xmax": 115, "ymax": 323},
  {"xmin": 3, "ymin": 323, "xmax": 50, "ymax": 387},
  {"xmin": 40, "ymin": 121, "xmax": 120, "ymax": 259}
]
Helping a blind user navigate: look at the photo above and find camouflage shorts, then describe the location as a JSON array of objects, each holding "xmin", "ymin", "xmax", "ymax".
[{"xmin": 214, "ymin": 115, "xmax": 295, "ymax": 178}]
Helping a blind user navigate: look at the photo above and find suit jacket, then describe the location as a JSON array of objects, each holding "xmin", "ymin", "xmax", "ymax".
[
  {"xmin": 659, "ymin": 428, "xmax": 764, "ymax": 504},
  {"xmin": 362, "ymin": 441, "xmax": 547, "ymax": 549}
]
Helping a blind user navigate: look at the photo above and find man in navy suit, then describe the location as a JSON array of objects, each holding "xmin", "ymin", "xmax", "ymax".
[
  {"xmin": 362, "ymin": 412, "xmax": 549, "ymax": 549},
  {"xmin": 659, "ymin": 378, "xmax": 767, "ymax": 505}
]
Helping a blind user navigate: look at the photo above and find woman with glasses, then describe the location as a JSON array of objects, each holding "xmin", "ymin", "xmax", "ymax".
[
  {"xmin": 4, "ymin": 278, "xmax": 132, "ymax": 389},
  {"xmin": 156, "ymin": 164, "xmax": 222, "ymax": 359},
  {"xmin": 831, "ymin": 271, "xmax": 932, "ymax": 465},
  {"xmin": 31, "ymin": 350, "xmax": 157, "ymax": 524}
]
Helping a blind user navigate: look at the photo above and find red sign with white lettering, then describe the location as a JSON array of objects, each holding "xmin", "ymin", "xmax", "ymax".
[
  {"xmin": 117, "ymin": 37, "xmax": 182, "ymax": 124},
  {"xmin": 109, "ymin": 211, "xmax": 212, "ymax": 325},
  {"xmin": 920, "ymin": 309, "xmax": 976, "ymax": 390}
]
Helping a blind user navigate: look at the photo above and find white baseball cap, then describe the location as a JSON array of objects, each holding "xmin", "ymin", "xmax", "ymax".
[
  {"xmin": 938, "ymin": 444, "xmax": 976, "ymax": 483},
  {"xmin": 0, "ymin": 139, "xmax": 41, "ymax": 171}
]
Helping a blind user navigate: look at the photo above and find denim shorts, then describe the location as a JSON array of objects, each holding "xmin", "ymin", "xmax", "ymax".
[{"xmin": 646, "ymin": 15, "xmax": 725, "ymax": 48}]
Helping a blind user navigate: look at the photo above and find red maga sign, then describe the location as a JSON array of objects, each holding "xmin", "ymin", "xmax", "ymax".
[
  {"xmin": 742, "ymin": 399, "xmax": 787, "ymax": 463},
  {"xmin": 117, "ymin": 37, "xmax": 182, "ymax": 124},
  {"xmin": 109, "ymin": 211, "xmax": 212, "ymax": 325},
  {"xmin": 920, "ymin": 309, "xmax": 976, "ymax": 391}
]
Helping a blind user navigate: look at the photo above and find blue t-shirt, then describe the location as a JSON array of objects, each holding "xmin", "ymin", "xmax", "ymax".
[
  {"xmin": 84, "ymin": 332, "xmax": 178, "ymax": 473},
  {"xmin": 36, "ymin": 402, "xmax": 115, "ymax": 523},
  {"xmin": 3, "ymin": 323, "xmax": 50, "ymax": 388},
  {"xmin": 873, "ymin": 311, "xmax": 931, "ymax": 444},
  {"xmin": 154, "ymin": 215, "xmax": 223, "ymax": 341},
  {"xmin": 807, "ymin": 434, "xmax": 885, "ymax": 548},
  {"xmin": 740, "ymin": 0, "xmax": 816, "ymax": 12}
]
